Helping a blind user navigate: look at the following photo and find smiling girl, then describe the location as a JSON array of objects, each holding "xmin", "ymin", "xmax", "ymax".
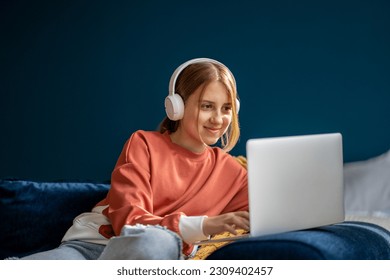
[{"xmin": 20, "ymin": 58, "xmax": 249, "ymax": 260}]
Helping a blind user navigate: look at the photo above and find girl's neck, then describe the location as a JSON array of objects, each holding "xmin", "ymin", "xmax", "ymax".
[{"xmin": 169, "ymin": 131, "xmax": 207, "ymax": 154}]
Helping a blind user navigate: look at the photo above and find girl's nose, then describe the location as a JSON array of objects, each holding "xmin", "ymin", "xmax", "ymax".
[{"xmin": 210, "ymin": 110, "xmax": 223, "ymax": 124}]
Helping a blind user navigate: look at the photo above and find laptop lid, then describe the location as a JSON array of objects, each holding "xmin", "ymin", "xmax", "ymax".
[{"xmin": 246, "ymin": 133, "xmax": 345, "ymax": 237}]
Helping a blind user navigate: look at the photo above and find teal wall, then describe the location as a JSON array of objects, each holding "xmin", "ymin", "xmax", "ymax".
[{"xmin": 1, "ymin": 0, "xmax": 389, "ymax": 181}]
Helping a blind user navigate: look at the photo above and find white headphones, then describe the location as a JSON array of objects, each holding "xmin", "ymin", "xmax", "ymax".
[{"xmin": 164, "ymin": 58, "xmax": 240, "ymax": 121}]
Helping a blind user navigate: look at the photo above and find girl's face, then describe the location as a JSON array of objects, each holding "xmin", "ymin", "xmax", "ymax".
[{"xmin": 171, "ymin": 81, "xmax": 233, "ymax": 153}]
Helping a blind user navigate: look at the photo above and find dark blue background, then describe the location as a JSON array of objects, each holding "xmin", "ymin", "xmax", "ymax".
[{"xmin": 1, "ymin": 0, "xmax": 389, "ymax": 181}]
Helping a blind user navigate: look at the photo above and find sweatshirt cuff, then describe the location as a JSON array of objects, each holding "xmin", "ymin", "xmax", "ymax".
[{"xmin": 179, "ymin": 215, "xmax": 209, "ymax": 244}]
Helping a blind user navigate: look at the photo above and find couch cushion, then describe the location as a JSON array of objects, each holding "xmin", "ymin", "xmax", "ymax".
[
  {"xmin": 0, "ymin": 179, "xmax": 109, "ymax": 259},
  {"xmin": 344, "ymin": 149, "xmax": 390, "ymax": 217}
]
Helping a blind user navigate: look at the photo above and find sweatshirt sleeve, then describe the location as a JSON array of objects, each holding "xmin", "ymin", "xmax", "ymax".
[
  {"xmin": 106, "ymin": 132, "xmax": 184, "ymax": 236},
  {"xmin": 221, "ymin": 164, "xmax": 249, "ymax": 213}
]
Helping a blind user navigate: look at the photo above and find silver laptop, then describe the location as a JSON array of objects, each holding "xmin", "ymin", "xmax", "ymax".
[{"xmin": 194, "ymin": 133, "xmax": 345, "ymax": 245}]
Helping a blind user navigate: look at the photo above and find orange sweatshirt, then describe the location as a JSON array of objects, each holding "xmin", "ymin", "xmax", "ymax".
[{"xmin": 62, "ymin": 130, "xmax": 248, "ymax": 256}]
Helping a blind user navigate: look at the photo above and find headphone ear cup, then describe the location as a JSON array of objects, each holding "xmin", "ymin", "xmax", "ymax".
[
  {"xmin": 235, "ymin": 98, "xmax": 240, "ymax": 114},
  {"xmin": 165, "ymin": 94, "xmax": 185, "ymax": 121}
]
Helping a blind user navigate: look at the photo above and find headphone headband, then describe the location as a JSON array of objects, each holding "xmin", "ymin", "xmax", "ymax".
[{"xmin": 168, "ymin": 58, "xmax": 233, "ymax": 95}]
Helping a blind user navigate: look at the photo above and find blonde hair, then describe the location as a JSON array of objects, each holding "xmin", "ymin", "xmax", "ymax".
[{"xmin": 159, "ymin": 60, "xmax": 240, "ymax": 152}]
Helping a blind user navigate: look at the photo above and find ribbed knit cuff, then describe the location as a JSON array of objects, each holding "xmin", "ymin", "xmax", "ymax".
[{"xmin": 179, "ymin": 215, "xmax": 209, "ymax": 244}]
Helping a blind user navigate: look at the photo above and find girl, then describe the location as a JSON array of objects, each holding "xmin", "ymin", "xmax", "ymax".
[{"xmin": 22, "ymin": 58, "xmax": 249, "ymax": 260}]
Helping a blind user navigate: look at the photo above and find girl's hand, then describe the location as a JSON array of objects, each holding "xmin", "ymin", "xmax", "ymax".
[{"xmin": 202, "ymin": 211, "xmax": 250, "ymax": 236}]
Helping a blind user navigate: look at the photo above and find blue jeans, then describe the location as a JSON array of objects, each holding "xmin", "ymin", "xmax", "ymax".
[{"xmin": 20, "ymin": 225, "xmax": 183, "ymax": 260}]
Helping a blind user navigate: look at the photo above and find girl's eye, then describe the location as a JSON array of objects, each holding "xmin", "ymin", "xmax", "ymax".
[
  {"xmin": 223, "ymin": 105, "xmax": 232, "ymax": 112},
  {"xmin": 201, "ymin": 103, "xmax": 213, "ymax": 110}
]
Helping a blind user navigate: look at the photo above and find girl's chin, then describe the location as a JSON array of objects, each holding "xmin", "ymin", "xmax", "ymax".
[{"xmin": 202, "ymin": 137, "xmax": 220, "ymax": 146}]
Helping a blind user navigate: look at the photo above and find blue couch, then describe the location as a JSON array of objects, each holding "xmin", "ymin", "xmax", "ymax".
[
  {"xmin": 1, "ymin": 179, "xmax": 390, "ymax": 260},
  {"xmin": 0, "ymin": 179, "xmax": 109, "ymax": 259}
]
